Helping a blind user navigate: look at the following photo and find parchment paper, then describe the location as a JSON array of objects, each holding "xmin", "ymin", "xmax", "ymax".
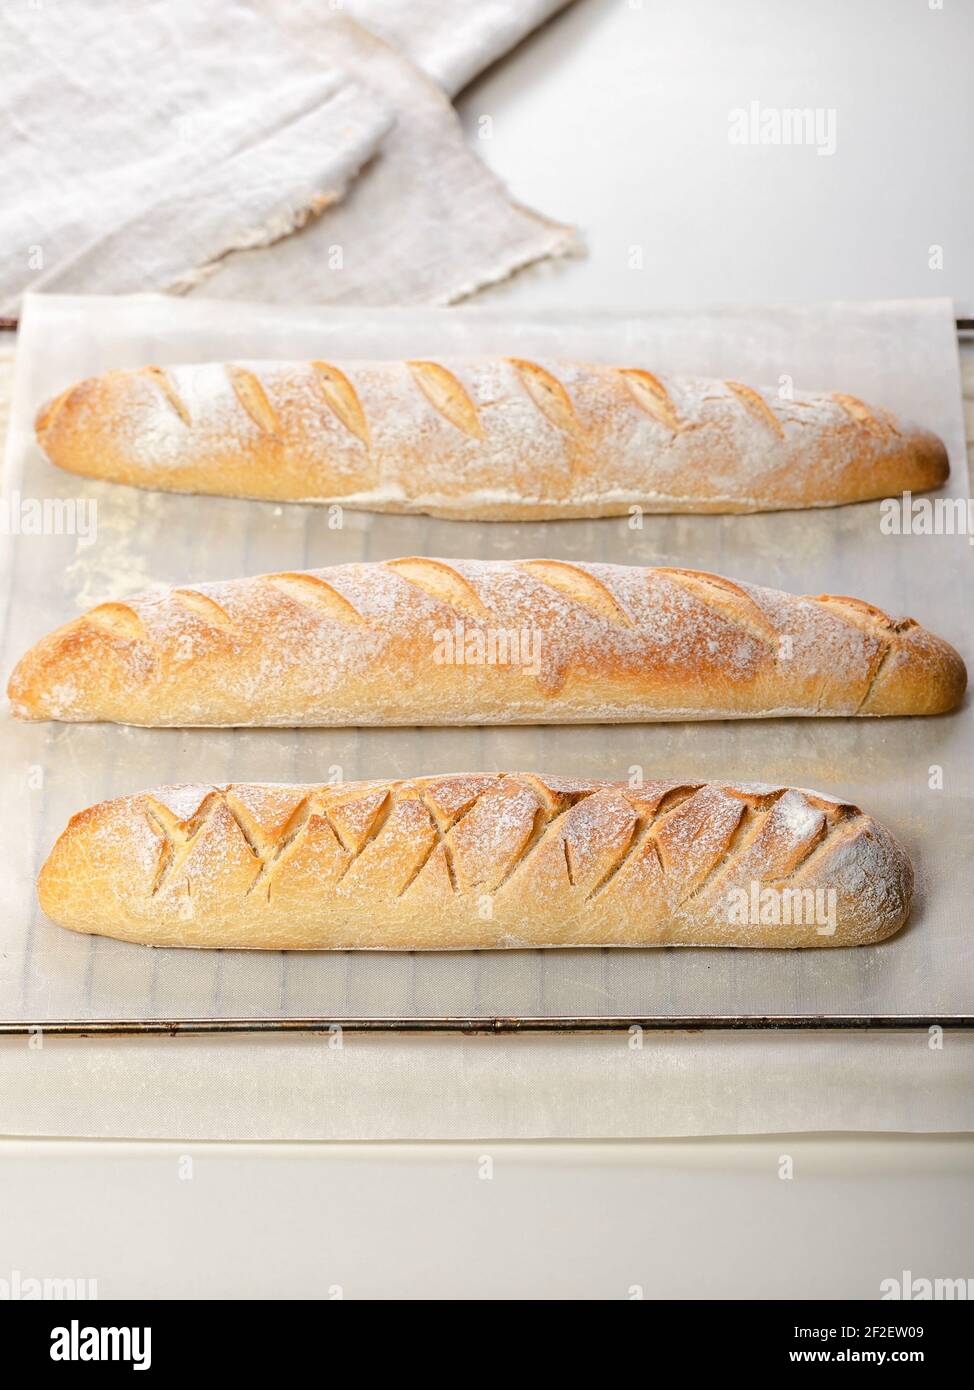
[
  {"xmin": 0, "ymin": 292, "xmax": 970, "ymax": 1028},
  {"xmin": 2, "ymin": 1030, "xmax": 972, "ymax": 1140}
]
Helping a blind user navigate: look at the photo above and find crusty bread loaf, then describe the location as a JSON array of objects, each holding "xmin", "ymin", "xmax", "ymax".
[
  {"xmin": 34, "ymin": 358, "xmax": 949, "ymax": 518},
  {"xmin": 8, "ymin": 559, "xmax": 966, "ymax": 726},
  {"xmin": 36, "ymin": 774, "xmax": 913, "ymax": 949}
]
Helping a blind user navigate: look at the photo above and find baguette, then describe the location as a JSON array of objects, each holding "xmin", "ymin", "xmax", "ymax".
[
  {"xmin": 9, "ymin": 559, "xmax": 966, "ymax": 725},
  {"xmin": 34, "ymin": 358, "xmax": 949, "ymax": 518},
  {"xmin": 36, "ymin": 774, "xmax": 913, "ymax": 949}
]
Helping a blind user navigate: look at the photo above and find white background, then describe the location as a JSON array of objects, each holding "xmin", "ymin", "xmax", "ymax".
[{"xmin": 461, "ymin": 0, "xmax": 974, "ymax": 315}]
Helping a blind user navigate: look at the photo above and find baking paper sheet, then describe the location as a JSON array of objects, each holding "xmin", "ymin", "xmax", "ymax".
[{"xmin": 0, "ymin": 293, "xmax": 970, "ymax": 1025}]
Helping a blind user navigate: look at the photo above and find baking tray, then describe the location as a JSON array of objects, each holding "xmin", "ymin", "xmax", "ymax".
[{"xmin": 0, "ymin": 292, "xmax": 970, "ymax": 1033}]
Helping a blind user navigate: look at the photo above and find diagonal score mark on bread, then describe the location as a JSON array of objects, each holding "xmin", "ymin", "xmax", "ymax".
[
  {"xmin": 696, "ymin": 788, "xmax": 834, "ymax": 896},
  {"xmin": 396, "ymin": 808, "xmax": 450, "ymax": 898},
  {"xmin": 332, "ymin": 790, "xmax": 394, "ymax": 886},
  {"xmin": 508, "ymin": 358, "xmax": 583, "ymax": 436},
  {"xmin": 34, "ymin": 385, "xmax": 73, "ymax": 440},
  {"xmin": 617, "ymin": 369, "xmax": 684, "ymax": 432},
  {"xmin": 832, "ymin": 392, "xmax": 897, "ymax": 437},
  {"xmin": 584, "ymin": 785, "xmax": 697, "ymax": 901},
  {"xmin": 383, "ymin": 557, "xmax": 492, "ymax": 620},
  {"xmin": 407, "ymin": 361, "xmax": 485, "ymax": 439},
  {"xmin": 142, "ymin": 791, "xmax": 234, "ymax": 897},
  {"xmin": 653, "ymin": 568, "xmax": 778, "ymax": 645},
  {"xmin": 262, "ymin": 572, "xmax": 365, "ymax": 625},
  {"xmin": 403, "ymin": 787, "xmax": 481, "ymax": 897},
  {"xmin": 142, "ymin": 799, "xmax": 182, "ymax": 896},
  {"xmin": 806, "ymin": 594, "xmax": 913, "ymax": 714},
  {"xmin": 517, "ymin": 560, "xmax": 633, "ymax": 626},
  {"xmin": 324, "ymin": 785, "xmax": 391, "ymax": 854},
  {"xmin": 172, "ymin": 589, "xmax": 234, "ymax": 630},
  {"xmin": 84, "ymin": 602, "xmax": 149, "ymax": 642},
  {"xmin": 232, "ymin": 794, "xmax": 317, "ymax": 897},
  {"xmin": 310, "ymin": 361, "xmax": 371, "ymax": 447},
  {"xmin": 488, "ymin": 787, "xmax": 609, "ymax": 897},
  {"xmin": 472, "ymin": 776, "xmax": 602, "ymax": 895},
  {"xmin": 673, "ymin": 792, "xmax": 783, "ymax": 908},
  {"xmin": 403, "ymin": 777, "xmax": 502, "ymax": 896},
  {"xmin": 143, "ymin": 366, "xmax": 191, "ymax": 426},
  {"xmin": 226, "ymin": 365, "xmax": 278, "ymax": 434},
  {"xmin": 775, "ymin": 809, "xmax": 869, "ymax": 887},
  {"xmin": 724, "ymin": 381, "xmax": 785, "ymax": 438},
  {"xmin": 675, "ymin": 800, "xmax": 760, "ymax": 907}
]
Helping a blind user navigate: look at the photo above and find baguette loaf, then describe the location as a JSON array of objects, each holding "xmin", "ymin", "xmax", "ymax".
[
  {"xmin": 34, "ymin": 358, "xmax": 949, "ymax": 518},
  {"xmin": 36, "ymin": 774, "xmax": 913, "ymax": 949},
  {"xmin": 9, "ymin": 559, "xmax": 965, "ymax": 726}
]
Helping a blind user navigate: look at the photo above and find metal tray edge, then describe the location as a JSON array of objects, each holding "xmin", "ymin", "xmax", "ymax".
[{"xmin": 1, "ymin": 1014, "xmax": 971, "ymax": 1036}]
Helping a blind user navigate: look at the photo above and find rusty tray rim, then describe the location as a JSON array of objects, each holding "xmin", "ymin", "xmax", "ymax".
[{"xmin": 1, "ymin": 1013, "xmax": 972, "ymax": 1037}]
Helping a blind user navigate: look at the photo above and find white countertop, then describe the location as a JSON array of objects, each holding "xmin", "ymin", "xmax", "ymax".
[
  {"xmin": 459, "ymin": 0, "xmax": 974, "ymax": 316},
  {"xmin": 3, "ymin": 1134, "xmax": 972, "ymax": 1299}
]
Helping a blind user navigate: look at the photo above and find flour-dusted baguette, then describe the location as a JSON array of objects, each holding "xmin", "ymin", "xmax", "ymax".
[
  {"xmin": 36, "ymin": 774, "xmax": 914, "ymax": 949},
  {"xmin": 8, "ymin": 559, "xmax": 966, "ymax": 726},
  {"xmin": 34, "ymin": 358, "xmax": 948, "ymax": 518}
]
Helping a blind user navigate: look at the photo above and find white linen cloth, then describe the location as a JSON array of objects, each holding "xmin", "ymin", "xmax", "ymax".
[
  {"xmin": 339, "ymin": 0, "xmax": 575, "ymax": 95},
  {"xmin": 0, "ymin": 0, "xmax": 393, "ymax": 317},
  {"xmin": 195, "ymin": 14, "xmax": 577, "ymax": 305},
  {"xmin": 1, "ymin": 1, "xmax": 577, "ymax": 314}
]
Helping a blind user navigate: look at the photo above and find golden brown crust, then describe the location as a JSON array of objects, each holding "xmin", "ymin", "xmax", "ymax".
[
  {"xmin": 8, "ymin": 559, "xmax": 966, "ymax": 726},
  {"xmin": 36, "ymin": 775, "xmax": 914, "ymax": 949},
  {"xmin": 34, "ymin": 359, "xmax": 949, "ymax": 518}
]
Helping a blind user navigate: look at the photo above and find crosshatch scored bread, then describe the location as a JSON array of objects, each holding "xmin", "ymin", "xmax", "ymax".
[
  {"xmin": 8, "ymin": 559, "xmax": 966, "ymax": 726},
  {"xmin": 34, "ymin": 358, "xmax": 949, "ymax": 518},
  {"xmin": 36, "ymin": 775, "xmax": 914, "ymax": 949}
]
